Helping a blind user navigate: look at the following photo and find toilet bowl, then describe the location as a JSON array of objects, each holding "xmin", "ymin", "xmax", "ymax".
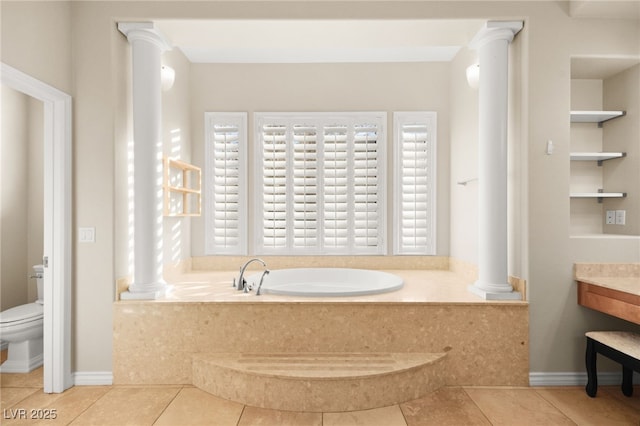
[{"xmin": 0, "ymin": 265, "xmax": 44, "ymax": 373}]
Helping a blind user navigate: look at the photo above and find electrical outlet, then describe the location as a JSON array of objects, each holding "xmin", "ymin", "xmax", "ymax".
[
  {"xmin": 615, "ymin": 210, "xmax": 626, "ymax": 225},
  {"xmin": 605, "ymin": 210, "xmax": 615, "ymax": 225}
]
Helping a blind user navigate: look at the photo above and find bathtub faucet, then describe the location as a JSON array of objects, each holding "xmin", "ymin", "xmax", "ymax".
[{"xmin": 237, "ymin": 258, "xmax": 267, "ymax": 293}]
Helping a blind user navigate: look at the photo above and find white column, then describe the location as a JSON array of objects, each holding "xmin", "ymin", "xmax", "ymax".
[
  {"xmin": 118, "ymin": 22, "xmax": 170, "ymax": 299},
  {"xmin": 468, "ymin": 21, "xmax": 523, "ymax": 300}
]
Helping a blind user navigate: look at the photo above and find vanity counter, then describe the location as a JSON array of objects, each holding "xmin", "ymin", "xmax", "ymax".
[{"xmin": 575, "ymin": 263, "xmax": 640, "ymax": 325}]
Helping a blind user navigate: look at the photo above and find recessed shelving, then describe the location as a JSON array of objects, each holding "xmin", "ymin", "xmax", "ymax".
[
  {"xmin": 570, "ymin": 152, "xmax": 626, "ymax": 165},
  {"xmin": 570, "ymin": 191, "xmax": 627, "ymax": 203},
  {"xmin": 570, "ymin": 110, "xmax": 625, "ymax": 126},
  {"xmin": 163, "ymin": 157, "xmax": 201, "ymax": 217}
]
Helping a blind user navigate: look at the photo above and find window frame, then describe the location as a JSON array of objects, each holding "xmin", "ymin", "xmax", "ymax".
[
  {"xmin": 204, "ymin": 112, "xmax": 248, "ymax": 255},
  {"xmin": 393, "ymin": 111, "xmax": 437, "ymax": 255}
]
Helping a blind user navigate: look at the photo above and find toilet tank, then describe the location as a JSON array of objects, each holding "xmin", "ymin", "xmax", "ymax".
[{"xmin": 33, "ymin": 265, "xmax": 44, "ymax": 304}]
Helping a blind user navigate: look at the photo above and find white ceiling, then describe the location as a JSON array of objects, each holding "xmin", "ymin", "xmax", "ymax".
[
  {"xmin": 571, "ymin": 56, "xmax": 640, "ymax": 79},
  {"xmin": 569, "ymin": 0, "xmax": 640, "ymax": 20},
  {"xmin": 155, "ymin": 19, "xmax": 484, "ymax": 63}
]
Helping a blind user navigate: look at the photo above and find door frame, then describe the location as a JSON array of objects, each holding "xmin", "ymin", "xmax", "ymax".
[{"xmin": 1, "ymin": 63, "xmax": 72, "ymax": 393}]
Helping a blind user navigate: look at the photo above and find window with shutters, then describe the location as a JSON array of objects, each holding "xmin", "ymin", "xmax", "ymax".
[
  {"xmin": 393, "ymin": 112, "xmax": 437, "ymax": 255},
  {"xmin": 254, "ymin": 113, "xmax": 386, "ymax": 255},
  {"xmin": 204, "ymin": 112, "xmax": 247, "ymax": 254}
]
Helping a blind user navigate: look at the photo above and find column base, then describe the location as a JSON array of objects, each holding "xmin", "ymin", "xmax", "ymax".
[
  {"xmin": 468, "ymin": 282, "xmax": 522, "ymax": 300},
  {"xmin": 121, "ymin": 282, "xmax": 172, "ymax": 300}
]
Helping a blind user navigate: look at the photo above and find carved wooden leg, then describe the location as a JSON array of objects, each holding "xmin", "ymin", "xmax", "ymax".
[
  {"xmin": 622, "ymin": 365, "xmax": 633, "ymax": 397},
  {"xmin": 585, "ymin": 338, "xmax": 598, "ymax": 397}
]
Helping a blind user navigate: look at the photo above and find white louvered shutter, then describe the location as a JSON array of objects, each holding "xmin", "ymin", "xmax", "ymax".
[
  {"xmin": 394, "ymin": 112, "xmax": 437, "ymax": 255},
  {"xmin": 323, "ymin": 124, "xmax": 349, "ymax": 249},
  {"xmin": 205, "ymin": 113, "xmax": 247, "ymax": 254},
  {"xmin": 256, "ymin": 113, "xmax": 386, "ymax": 255}
]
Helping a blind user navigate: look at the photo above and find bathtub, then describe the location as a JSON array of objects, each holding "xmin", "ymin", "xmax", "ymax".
[{"xmin": 245, "ymin": 268, "xmax": 403, "ymax": 297}]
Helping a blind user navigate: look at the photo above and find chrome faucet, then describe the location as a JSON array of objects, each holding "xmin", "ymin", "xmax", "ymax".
[
  {"xmin": 256, "ymin": 270, "xmax": 270, "ymax": 296},
  {"xmin": 237, "ymin": 258, "xmax": 267, "ymax": 292}
]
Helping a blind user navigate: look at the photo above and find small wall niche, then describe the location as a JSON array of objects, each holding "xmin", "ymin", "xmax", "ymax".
[
  {"xmin": 163, "ymin": 157, "xmax": 201, "ymax": 217},
  {"xmin": 569, "ymin": 58, "xmax": 639, "ymax": 237}
]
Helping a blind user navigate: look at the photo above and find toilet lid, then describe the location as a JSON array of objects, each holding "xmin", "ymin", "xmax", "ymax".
[{"xmin": 0, "ymin": 303, "xmax": 43, "ymax": 325}]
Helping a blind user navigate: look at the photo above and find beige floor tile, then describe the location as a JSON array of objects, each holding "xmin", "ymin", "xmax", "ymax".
[
  {"xmin": 601, "ymin": 385, "xmax": 640, "ymax": 411},
  {"xmin": 323, "ymin": 405, "xmax": 407, "ymax": 426},
  {"xmin": 0, "ymin": 367, "xmax": 43, "ymax": 388},
  {"xmin": 401, "ymin": 387, "xmax": 491, "ymax": 425},
  {"xmin": 238, "ymin": 405, "xmax": 322, "ymax": 426},
  {"xmin": 154, "ymin": 387, "xmax": 244, "ymax": 426},
  {"xmin": 465, "ymin": 387, "xmax": 575, "ymax": 425},
  {"xmin": 0, "ymin": 387, "xmax": 41, "ymax": 410},
  {"xmin": 69, "ymin": 386, "xmax": 181, "ymax": 426},
  {"xmin": 536, "ymin": 387, "xmax": 640, "ymax": 425},
  {"xmin": 1, "ymin": 386, "xmax": 111, "ymax": 425}
]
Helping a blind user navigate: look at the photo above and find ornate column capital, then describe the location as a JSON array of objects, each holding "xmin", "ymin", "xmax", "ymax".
[
  {"xmin": 469, "ymin": 21, "xmax": 523, "ymax": 50},
  {"xmin": 118, "ymin": 22, "xmax": 172, "ymax": 52}
]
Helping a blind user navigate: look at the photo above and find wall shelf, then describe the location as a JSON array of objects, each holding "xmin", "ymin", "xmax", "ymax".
[
  {"xmin": 570, "ymin": 191, "xmax": 627, "ymax": 203},
  {"xmin": 570, "ymin": 152, "xmax": 626, "ymax": 166},
  {"xmin": 164, "ymin": 157, "xmax": 201, "ymax": 217},
  {"xmin": 570, "ymin": 110, "xmax": 626, "ymax": 127}
]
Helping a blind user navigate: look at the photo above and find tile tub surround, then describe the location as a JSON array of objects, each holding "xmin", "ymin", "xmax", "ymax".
[
  {"xmin": 113, "ymin": 269, "xmax": 529, "ymax": 397},
  {"xmin": 192, "ymin": 352, "xmax": 448, "ymax": 412},
  {"xmin": 575, "ymin": 262, "xmax": 640, "ymax": 279}
]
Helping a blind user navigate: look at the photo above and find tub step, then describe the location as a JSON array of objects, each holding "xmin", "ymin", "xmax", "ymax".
[{"xmin": 192, "ymin": 352, "xmax": 447, "ymax": 412}]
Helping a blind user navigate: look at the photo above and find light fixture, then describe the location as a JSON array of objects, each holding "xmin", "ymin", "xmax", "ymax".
[
  {"xmin": 161, "ymin": 65, "xmax": 175, "ymax": 91},
  {"xmin": 466, "ymin": 63, "xmax": 479, "ymax": 89}
]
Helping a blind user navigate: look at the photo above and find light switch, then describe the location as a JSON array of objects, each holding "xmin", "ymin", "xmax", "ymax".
[
  {"xmin": 79, "ymin": 227, "xmax": 96, "ymax": 243},
  {"xmin": 615, "ymin": 210, "xmax": 626, "ymax": 226}
]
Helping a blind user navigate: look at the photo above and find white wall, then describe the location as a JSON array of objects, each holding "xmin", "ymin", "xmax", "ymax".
[
  {"xmin": 603, "ymin": 64, "xmax": 640, "ymax": 236},
  {"xmin": 1, "ymin": 86, "xmax": 29, "ymax": 311},
  {"xmin": 0, "ymin": 87, "xmax": 44, "ymax": 312},
  {"xmin": 2, "ymin": 0, "xmax": 638, "ymax": 378},
  {"xmin": 449, "ymin": 48, "xmax": 479, "ymax": 265},
  {"xmin": 189, "ymin": 62, "xmax": 452, "ymax": 258},
  {"xmin": 162, "ymin": 49, "xmax": 193, "ymax": 265}
]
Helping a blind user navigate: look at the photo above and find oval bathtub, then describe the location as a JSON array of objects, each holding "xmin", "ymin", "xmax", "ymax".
[{"xmin": 246, "ymin": 268, "xmax": 403, "ymax": 297}]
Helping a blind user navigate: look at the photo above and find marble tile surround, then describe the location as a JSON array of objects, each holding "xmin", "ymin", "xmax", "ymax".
[
  {"xmin": 113, "ymin": 266, "xmax": 529, "ymax": 390},
  {"xmin": 574, "ymin": 262, "xmax": 640, "ymax": 278}
]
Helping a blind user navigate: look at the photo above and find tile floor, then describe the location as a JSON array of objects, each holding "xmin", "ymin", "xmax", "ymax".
[{"xmin": 1, "ymin": 367, "xmax": 639, "ymax": 425}]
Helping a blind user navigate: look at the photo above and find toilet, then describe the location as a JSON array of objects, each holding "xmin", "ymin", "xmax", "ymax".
[{"xmin": 0, "ymin": 265, "xmax": 44, "ymax": 373}]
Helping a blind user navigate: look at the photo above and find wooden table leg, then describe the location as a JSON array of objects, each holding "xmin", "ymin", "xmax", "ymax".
[{"xmin": 585, "ymin": 337, "xmax": 598, "ymax": 397}]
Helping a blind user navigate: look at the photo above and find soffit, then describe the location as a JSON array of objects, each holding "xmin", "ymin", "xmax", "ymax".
[{"xmin": 155, "ymin": 19, "xmax": 484, "ymax": 63}]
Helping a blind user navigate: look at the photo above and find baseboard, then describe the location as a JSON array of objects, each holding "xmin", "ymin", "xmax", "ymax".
[
  {"xmin": 73, "ymin": 371, "xmax": 113, "ymax": 386},
  {"xmin": 529, "ymin": 371, "xmax": 639, "ymax": 386}
]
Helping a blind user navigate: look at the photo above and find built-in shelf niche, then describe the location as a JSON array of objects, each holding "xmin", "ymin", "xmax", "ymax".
[
  {"xmin": 570, "ymin": 110, "xmax": 626, "ymax": 126},
  {"xmin": 569, "ymin": 152, "xmax": 626, "ymax": 165},
  {"xmin": 570, "ymin": 191, "xmax": 627, "ymax": 203},
  {"xmin": 569, "ymin": 109, "xmax": 627, "ymax": 206},
  {"xmin": 163, "ymin": 157, "xmax": 201, "ymax": 217}
]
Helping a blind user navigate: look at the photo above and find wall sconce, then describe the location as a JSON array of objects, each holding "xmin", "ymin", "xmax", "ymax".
[
  {"xmin": 161, "ymin": 65, "xmax": 175, "ymax": 91},
  {"xmin": 466, "ymin": 63, "xmax": 479, "ymax": 89}
]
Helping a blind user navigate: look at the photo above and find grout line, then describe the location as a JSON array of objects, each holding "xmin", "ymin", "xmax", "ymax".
[
  {"xmin": 532, "ymin": 387, "xmax": 579, "ymax": 425},
  {"xmin": 236, "ymin": 404, "xmax": 247, "ymax": 426},
  {"xmin": 151, "ymin": 385, "xmax": 184, "ymax": 425},
  {"xmin": 397, "ymin": 402, "xmax": 410, "ymax": 426},
  {"xmin": 461, "ymin": 386, "xmax": 496, "ymax": 425},
  {"xmin": 70, "ymin": 385, "xmax": 116, "ymax": 424}
]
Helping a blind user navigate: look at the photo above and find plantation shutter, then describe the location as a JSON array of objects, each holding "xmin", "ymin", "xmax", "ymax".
[
  {"xmin": 261, "ymin": 123, "xmax": 288, "ymax": 249},
  {"xmin": 353, "ymin": 123, "xmax": 381, "ymax": 249},
  {"xmin": 256, "ymin": 113, "xmax": 386, "ymax": 255},
  {"xmin": 394, "ymin": 112, "xmax": 437, "ymax": 255},
  {"xmin": 205, "ymin": 113, "xmax": 247, "ymax": 254},
  {"xmin": 323, "ymin": 125, "xmax": 349, "ymax": 249}
]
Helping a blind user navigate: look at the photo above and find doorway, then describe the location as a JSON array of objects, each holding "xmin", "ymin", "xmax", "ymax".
[{"xmin": 1, "ymin": 63, "xmax": 72, "ymax": 393}]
